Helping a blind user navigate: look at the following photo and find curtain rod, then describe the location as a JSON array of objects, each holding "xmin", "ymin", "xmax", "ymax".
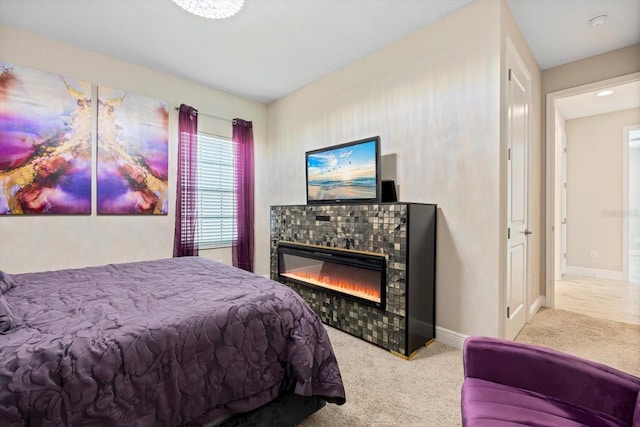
[{"xmin": 174, "ymin": 107, "xmax": 232, "ymax": 123}]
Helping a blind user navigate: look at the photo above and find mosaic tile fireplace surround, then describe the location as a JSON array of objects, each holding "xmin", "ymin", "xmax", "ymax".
[{"xmin": 270, "ymin": 203, "xmax": 436, "ymax": 357}]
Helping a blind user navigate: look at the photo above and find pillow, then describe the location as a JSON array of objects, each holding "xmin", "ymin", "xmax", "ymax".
[
  {"xmin": 0, "ymin": 270, "xmax": 16, "ymax": 294},
  {"xmin": 0, "ymin": 295, "xmax": 14, "ymax": 333}
]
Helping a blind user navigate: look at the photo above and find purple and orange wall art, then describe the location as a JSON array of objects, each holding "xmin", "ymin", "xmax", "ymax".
[
  {"xmin": 97, "ymin": 87, "xmax": 168, "ymax": 214},
  {"xmin": 0, "ymin": 62, "xmax": 92, "ymax": 214}
]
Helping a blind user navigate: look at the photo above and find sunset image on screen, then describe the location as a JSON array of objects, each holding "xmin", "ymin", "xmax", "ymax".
[{"xmin": 307, "ymin": 140, "xmax": 377, "ymax": 201}]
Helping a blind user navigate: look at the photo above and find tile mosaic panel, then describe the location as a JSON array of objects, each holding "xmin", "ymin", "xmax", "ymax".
[{"xmin": 270, "ymin": 203, "xmax": 409, "ymax": 354}]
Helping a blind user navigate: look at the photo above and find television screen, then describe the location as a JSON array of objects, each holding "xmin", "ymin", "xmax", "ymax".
[{"xmin": 306, "ymin": 136, "xmax": 381, "ymax": 204}]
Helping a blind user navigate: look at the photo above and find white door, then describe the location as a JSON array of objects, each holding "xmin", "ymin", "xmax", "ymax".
[
  {"xmin": 505, "ymin": 38, "xmax": 531, "ymax": 340},
  {"xmin": 561, "ymin": 128, "xmax": 568, "ymax": 276},
  {"xmin": 626, "ymin": 126, "xmax": 640, "ymax": 282}
]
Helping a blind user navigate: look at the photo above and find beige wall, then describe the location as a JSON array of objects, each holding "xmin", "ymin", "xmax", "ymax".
[
  {"xmin": 566, "ymin": 108, "xmax": 640, "ymax": 272},
  {"xmin": 543, "ymin": 45, "xmax": 640, "ymax": 96},
  {"xmin": 266, "ymin": 0, "xmax": 540, "ymax": 338},
  {"xmin": 0, "ymin": 25, "xmax": 268, "ymax": 274}
]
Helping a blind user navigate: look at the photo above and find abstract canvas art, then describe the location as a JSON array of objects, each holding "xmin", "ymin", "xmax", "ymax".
[
  {"xmin": 97, "ymin": 87, "xmax": 168, "ymax": 214},
  {"xmin": 0, "ymin": 62, "xmax": 92, "ymax": 214}
]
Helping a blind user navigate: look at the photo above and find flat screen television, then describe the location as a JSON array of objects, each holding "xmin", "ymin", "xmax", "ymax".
[{"xmin": 306, "ymin": 136, "xmax": 381, "ymax": 204}]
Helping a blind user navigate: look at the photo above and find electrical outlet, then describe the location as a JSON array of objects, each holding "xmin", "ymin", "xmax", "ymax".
[{"xmin": 590, "ymin": 250, "xmax": 598, "ymax": 258}]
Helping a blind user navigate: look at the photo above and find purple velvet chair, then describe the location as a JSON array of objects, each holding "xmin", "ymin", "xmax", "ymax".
[{"xmin": 462, "ymin": 336, "xmax": 640, "ymax": 426}]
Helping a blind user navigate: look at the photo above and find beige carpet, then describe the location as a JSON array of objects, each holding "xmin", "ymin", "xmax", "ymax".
[
  {"xmin": 298, "ymin": 308, "xmax": 640, "ymax": 426},
  {"xmin": 514, "ymin": 308, "xmax": 640, "ymax": 377}
]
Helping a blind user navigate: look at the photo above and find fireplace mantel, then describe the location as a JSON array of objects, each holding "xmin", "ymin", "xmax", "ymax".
[{"xmin": 270, "ymin": 202, "xmax": 436, "ymax": 358}]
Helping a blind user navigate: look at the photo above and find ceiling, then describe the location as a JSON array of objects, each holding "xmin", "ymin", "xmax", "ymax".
[
  {"xmin": 556, "ymin": 80, "xmax": 640, "ymax": 120},
  {"xmin": 0, "ymin": 0, "xmax": 639, "ymax": 105}
]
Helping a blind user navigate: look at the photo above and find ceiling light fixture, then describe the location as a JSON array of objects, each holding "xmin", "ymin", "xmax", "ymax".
[
  {"xmin": 172, "ymin": 0, "xmax": 244, "ymax": 20},
  {"xmin": 588, "ymin": 13, "xmax": 608, "ymax": 27},
  {"xmin": 597, "ymin": 90, "xmax": 614, "ymax": 97}
]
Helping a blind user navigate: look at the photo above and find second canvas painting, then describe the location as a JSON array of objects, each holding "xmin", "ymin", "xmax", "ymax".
[{"xmin": 97, "ymin": 87, "xmax": 169, "ymax": 214}]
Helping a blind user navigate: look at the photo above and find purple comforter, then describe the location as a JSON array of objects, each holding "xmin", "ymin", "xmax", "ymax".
[{"xmin": 0, "ymin": 257, "xmax": 345, "ymax": 426}]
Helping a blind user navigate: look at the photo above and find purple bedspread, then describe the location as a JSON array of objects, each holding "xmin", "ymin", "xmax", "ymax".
[{"xmin": 0, "ymin": 257, "xmax": 345, "ymax": 426}]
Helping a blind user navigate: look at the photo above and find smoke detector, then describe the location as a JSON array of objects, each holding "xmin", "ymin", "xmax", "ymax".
[{"xmin": 588, "ymin": 13, "xmax": 608, "ymax": 27}]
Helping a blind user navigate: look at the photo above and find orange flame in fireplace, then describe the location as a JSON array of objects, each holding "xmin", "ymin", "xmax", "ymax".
[{"xmin": 281, "ymin": 271, "xmax": 381, "ymax": 303}]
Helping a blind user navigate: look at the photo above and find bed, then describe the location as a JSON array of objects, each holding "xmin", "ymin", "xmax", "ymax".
[{"xmin": 0, "ymin": 257, "xmax": 345, "ymax": 426}]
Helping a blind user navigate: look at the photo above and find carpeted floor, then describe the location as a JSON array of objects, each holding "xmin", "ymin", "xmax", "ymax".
[
  {"xmin": 298, "ymin": 308, "xmax": 640, "ymax": 426},
  {"xmin": 514, "ymin": 308, "xmax": 640, "ymax": 377}
]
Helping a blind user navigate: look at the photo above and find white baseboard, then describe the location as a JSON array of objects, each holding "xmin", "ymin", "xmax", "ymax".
[
  {"xmin": 432, "ymin": 297, "xmax": 544, "ymax": 351},
  {"xmin": 565, "ymin": 266, "xmax": 623, "ymax": 281},
  {"xmin": 529, "ymin": 295, "xmax": 545, "ymax": 318},
  {"xmin": 435, "ymin": 326, "xmax": 468, "ymax": 350}
]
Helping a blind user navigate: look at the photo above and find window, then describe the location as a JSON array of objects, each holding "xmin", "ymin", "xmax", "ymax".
[{"xmin": 196, "ymin": 133, "xmax": 236, "ymax": 248}]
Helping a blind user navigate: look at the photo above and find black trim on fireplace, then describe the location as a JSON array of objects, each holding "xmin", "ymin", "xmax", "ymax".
[{"xmin": 277, "ymin": 242, "xmax": 386, "ymax": 310}]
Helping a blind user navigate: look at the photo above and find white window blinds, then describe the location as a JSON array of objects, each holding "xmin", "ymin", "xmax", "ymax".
[{"xmin": 196, "ymin": 133, "xmax": 236, "ymax": 248}]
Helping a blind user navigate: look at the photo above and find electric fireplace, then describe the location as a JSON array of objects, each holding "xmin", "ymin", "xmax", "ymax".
[
  {"xmin": 277, "ymin": 242, "xmax": 386, "ymax": 310},
  {"xmin": 271, "ymin": 203, "xmax": 437, "ymax": 357}
]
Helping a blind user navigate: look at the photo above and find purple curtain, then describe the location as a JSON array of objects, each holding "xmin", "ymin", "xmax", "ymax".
[
  {"xmin": 232, "ymin": 118, "xmax": 254, "ymax": 272},
  {"xmin": 173, "ymin": 104, "xmax": 199, "ymax": 257}
]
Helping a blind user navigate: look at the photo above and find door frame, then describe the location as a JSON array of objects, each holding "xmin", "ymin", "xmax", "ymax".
[{"xmin": 545, "ymin": 72, "xmax": 640, "ymax": 307}]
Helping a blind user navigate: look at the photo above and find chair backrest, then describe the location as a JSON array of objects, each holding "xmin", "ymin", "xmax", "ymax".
[{"xmin": 464, "ymin": 336, "xmax": 640, "ymax": 426}]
